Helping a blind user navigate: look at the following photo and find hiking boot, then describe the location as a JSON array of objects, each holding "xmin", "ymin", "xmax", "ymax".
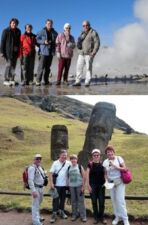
[
  {"xmin": 73, "ymin": 82, "xmax": 81, "ymax": 87},
  {"xmin": 81, "ymin": 217, "xmax": 87, "ymax": 222},
  {"xmin": 40, "ymin": 217, "xmax": 45, "ymax": 222},
  {"xmin": 93, "ymin": 219, "xmax": 99, "ymax": 224},
  {"xmin": 85, "ymin": 82, "xmax": 90, "ymax": 87},
  {"xmin": 112, "ymin": 217, "xmax": 121, "ymax": 225},
  {"xmin": 100, "ymin": 218, "xmax": 107, "ymax": 224},
  {"xmin": 50, "ymin": 212, "xmax": 57, "ymax": 223},
  {"xmin": 71, "ymin": 216, "xmax": 77, "ymax": 221},
  {"xmin": 59, "ymin": 210, "xmax": 68, "ymax": 219},
  {"xmin": 36, "ymin": 81, "xmax": 41, "ymax": 86},
  {"xmin": 56, "ymin": 80, "xmax": 61, "ymax": 85},
  {"xmin": 3, "ymin": 81, "xmax": 11, "ymax": 86}
]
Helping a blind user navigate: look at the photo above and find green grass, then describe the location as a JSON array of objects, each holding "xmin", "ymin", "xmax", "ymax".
[{"xmin": 0, "ymin": 97, "xmax": 148, "ymax": 217}]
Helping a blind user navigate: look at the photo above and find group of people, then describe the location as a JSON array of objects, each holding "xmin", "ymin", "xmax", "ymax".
[
  {"xmin": 28, "ymin": 146, "xmax": 130, "ymax": 225},
  {"xmin": 0, "ymin": 18, "xmax": 100, "ymax": 87}
]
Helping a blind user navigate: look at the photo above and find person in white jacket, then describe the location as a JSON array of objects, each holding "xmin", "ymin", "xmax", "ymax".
[{"xmin": 28, "ymin": 154, "xmax": 45, "ymax": 225}]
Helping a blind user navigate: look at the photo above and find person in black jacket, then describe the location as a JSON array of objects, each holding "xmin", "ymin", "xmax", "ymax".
[{"xmin": 0, "ymin": 18, "xmax": 21, "ymax": 86}]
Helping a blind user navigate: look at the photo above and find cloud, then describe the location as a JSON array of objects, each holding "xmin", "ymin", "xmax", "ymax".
[{"xmin": 94, "ymin": 0, "xmax": 148, "ymax": 77}]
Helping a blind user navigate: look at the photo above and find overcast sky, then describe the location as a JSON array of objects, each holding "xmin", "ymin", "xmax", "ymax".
[{"xmin": 69, "ymin": 95, "xmax": 148, "ymax": 135}]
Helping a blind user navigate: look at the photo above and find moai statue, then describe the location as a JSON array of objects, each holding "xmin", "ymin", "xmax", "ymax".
[
  {"xmin": 51, "ymin": 125, "xmax": 68, "ymax": 160},
  {"xmin": 78, "ymin": 102, "xmax": 116, "ymax": 168}
]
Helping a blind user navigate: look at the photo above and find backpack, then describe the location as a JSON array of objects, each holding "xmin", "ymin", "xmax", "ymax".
[
  {"xmin": 22, "ymin": 166, "xmax": 31, "ymax": 190},
  {"xmin": 22, "ymin": 166, "xmax": 48, "ymax": 190}
]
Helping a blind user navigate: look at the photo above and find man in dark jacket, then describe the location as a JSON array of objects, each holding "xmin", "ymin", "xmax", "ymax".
[
  {"xmin": 0, "ymin": 18, "xmax": 21, "ymax": 86},
  {"xmin": 36, "ymin": 19, "xmax": 58, "ymax": 86}
]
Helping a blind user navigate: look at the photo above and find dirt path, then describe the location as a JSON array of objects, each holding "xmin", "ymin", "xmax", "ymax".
[{"xmin": 0, "ymin": 211, "xmax": 147, "ymax": 225}]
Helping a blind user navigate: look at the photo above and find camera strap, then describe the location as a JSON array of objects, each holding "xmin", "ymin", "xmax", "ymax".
[{"xmin": 56, "ymin": 162, "xmax": 66, "ymax": 175}]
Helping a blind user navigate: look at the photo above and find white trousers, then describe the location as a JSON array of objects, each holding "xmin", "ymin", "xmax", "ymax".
[
  {"xmin": 32, "ymin": 187, "xmax": 43, "ymax": 225},
  {"xmin": 76, "ymin": 54, "xmax": 93, "ymax": 84},
  {"xmin": 110, "ymin": 182, "xmax": 128, "ymax": 221}
]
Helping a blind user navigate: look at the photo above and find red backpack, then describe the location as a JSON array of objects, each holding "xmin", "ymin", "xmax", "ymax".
[{"xmin": 22, "ymin": 166, "xmax": 30, "ymax": 190}]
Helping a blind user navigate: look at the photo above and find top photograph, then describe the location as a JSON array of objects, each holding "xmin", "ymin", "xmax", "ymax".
[{"xmin": 0, "ymin": 0, "xmax": 148, "ymax": 96}]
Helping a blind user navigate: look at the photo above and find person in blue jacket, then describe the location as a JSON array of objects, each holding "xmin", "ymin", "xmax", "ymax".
[{"xmin": 36, "ymin": 19, "xmax": 57, "ymax": 86}]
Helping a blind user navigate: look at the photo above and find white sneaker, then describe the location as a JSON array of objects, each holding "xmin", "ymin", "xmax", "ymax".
[
  {"xmin": 112, "ymin": 217, "xmax": 120, "ymax": 225},
  {"xmin": 123, "ymin": 220, "xmax": 130, "ymax": 225},
  {"xmin": 3, "ymin": 81, "xmax": 10, "ymax": 86}
]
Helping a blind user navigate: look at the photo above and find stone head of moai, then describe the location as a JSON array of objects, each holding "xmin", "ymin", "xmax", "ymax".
[
  {"xmin": 51, "ymin": 125, "xmax": 68, "ymax": 160},
  {"xmin": 78, "ymin": 102, "xmax": 116, "ymax": 168}
]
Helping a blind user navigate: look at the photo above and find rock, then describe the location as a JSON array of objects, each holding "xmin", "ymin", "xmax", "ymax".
[
  {"xmin": 12, "ymin": 126, "xmax": 24, "ymax": 140},
  {"xmin": 78, "ymin": 102, "xmax": 116, "ymax": 168},
  {"xmin": 50, "ymin": 125, "xmax": 68, "ymax": 160}
]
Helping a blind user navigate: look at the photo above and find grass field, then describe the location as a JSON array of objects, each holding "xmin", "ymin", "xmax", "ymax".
[{"xmin": 0, "ymin": 97, "xmax": 148, "ymax": 217}]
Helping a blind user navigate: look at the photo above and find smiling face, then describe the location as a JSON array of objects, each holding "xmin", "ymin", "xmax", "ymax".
[
  {"xmin": 34, "ymin": 157, "xmax": 42, "ymax": 166},
  {"xmin": 82, "ymin": 21, "xmax": 90, "ymax": 32},
  {"xmin": 92, "ymin": 152, "xmax": 101, "ymax": 163},
  {"xmin": 25, "ymin": 25, "xmax": 32, "ymax": 33},
  {"xmin": 10, "ymin": 21, "xmax": 17, "ymax": 29},
  {"xmin": 46, "ymin": 20, "xmax": 53, "ymax": 30},
  {"xmin": 106, "ymin": 149, "xmax": 115, "ymax": 160},
  {"xmin": 59, "ymin": 151, "xmax": 67, "ymax": 162},
  {"xmin": 70, "ymin": 157, "xmax": 77, "ymax": 166}
]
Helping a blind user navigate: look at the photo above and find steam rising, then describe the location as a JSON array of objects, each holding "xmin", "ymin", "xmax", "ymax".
[{"xmin": 93, "ymin": 0, "xmax": 148, "ymax": 76}]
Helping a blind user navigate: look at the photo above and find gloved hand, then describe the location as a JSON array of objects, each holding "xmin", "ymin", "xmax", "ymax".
[{"xmin": 56, "ymin": 52, "xmax": 61, "ymax": 59}]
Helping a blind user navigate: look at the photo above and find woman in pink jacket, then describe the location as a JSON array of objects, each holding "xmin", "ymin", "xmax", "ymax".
[{"xmin": 56, "ymin": 23, "xmax": 75, "ymax": 85}]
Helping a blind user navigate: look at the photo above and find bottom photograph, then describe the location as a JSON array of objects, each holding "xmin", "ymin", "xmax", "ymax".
[{"xmin": 0, "ymin": 95, "xmax": 147, "ymax": 225}]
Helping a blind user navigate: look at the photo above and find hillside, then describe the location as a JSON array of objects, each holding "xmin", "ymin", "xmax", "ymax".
[
  {"xmin": 13, "ymin": 95, "xmax": 136, "ymax": 133},
  {"xmin": 0, "ymin": 97, "xmax": 148, "ymax": 217}
]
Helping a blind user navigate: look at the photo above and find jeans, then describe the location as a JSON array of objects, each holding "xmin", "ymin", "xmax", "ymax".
[
  {"xmin": 32, "ymin": 187, "xmax": 43, "ymax": 225},
  {"xmin": 52, "ymin": 186, "xmax": 67, "ymax": 212},
  {"xmin": 36, "ymin": 55, "xmax": 53, "ymax": 83},
  {"xmin": 21, "ymin": 53, "xmax": 35, "ymax": 83},
  {"xmin": 4, "ymin": 57, "xmax": 17, "ymax": 81},
  {"xmin": 70, "ymin": 186, "xmax": 86, "ymax": 218},
  {"xmin": 57, "ymin": 58, "xmax": 71, "ymax": 82},
  {"xmin": 76, "ymin": 54, "xmax": 93, "ymax": 84},
  {"xmin": 90, "ymin": 185, "xmax": 105, "ymax": 219},
  {"xmin": 110, "ymin": 182, "xmax": 128, "ymax": 221}
]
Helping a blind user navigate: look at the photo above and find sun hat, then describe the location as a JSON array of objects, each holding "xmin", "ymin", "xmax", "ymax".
[
  {"xmin": 91, "ymin": 149, "xmax": 101, "ymax": 155},
  {"xmin": 34, "ymin": 154, "xmax": 42, "ymax": 159},
  {"xmin": 64, "ymin": 23, "xmax": 71, "ymax": 30},
  {"xmin": 49, "ymin": 188, "xmax": 59, "ymax": 199}
]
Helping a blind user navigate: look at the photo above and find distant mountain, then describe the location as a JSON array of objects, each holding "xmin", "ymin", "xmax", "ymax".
[{"xmin": 12, "ymin": 95, "xmax": 137, "ymax": 134}]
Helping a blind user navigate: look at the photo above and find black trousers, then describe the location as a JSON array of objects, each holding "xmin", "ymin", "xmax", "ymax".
[
  {"xmin": 90, "ymin": 185, "xmax": 105, "ymax": 219},
  {"xmin": 21, "ymin": 54, "xmax": 35, "ymax": 83},
  {"xmin": 36, "ymin": 55, "xmax": 53, "ymax": 83},
  {"xmin": 52, "ymin": 186, "xmax": 67, "ymax": 212}
]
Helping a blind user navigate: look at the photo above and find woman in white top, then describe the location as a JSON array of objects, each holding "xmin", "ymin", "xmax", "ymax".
[{"xmin": 103, "ymin": 146, "xmax": 130, "ymax": 225}]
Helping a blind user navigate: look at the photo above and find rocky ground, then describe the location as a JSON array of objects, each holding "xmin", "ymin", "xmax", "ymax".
[{"xmin": 0, "ymin": 211, "xmax": 147, "ymax": 225}]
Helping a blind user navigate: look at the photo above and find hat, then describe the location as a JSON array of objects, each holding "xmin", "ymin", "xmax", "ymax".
[
  {"xmin": 34, "ymin": 154, "xmax": 42, "ymax": 159},
  {"xmin": 64, "ymin": 23, "xmax": 71, "ymax": 30},
  {"xmin": 49, "ymin": 188, "xmax": 59, "ymax": 199},
  {"xmin": 91, "ymin": 149, "xmax": 101, "ymax": 155}
]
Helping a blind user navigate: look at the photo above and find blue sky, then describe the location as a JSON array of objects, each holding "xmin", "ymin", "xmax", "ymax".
[{"xmin": 0, "ymin": 0, "xmax": 136, "ymax": 46}]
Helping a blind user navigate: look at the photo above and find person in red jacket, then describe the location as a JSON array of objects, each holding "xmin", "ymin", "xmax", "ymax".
[{"xmin": 20, "ymin": 24, "xmax": 36, "ymax": 85}]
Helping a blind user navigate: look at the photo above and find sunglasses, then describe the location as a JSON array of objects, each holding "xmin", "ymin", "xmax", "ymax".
[
  {"xmin": 83, "ymin": 24, "xmax": 89, "ymax": 27},
  {"xmin": 35, "ymin": 157, "xmax": 42, "ymax": 160},
  {"xmin": 93, "ymin": 154, "xmax": 100, "ymax": 157}
]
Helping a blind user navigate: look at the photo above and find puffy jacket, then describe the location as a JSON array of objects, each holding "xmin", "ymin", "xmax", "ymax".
[
  {"xmin": 20, "ymin": 33, "xmax": 36, "ymax": 56},
  {"xmin": 0, "ymin": 27, "xmax": 21, "ymax": 59},
  {"xmin": 36, "ymin": 27, "xmax": 58, "ymax": 56},
  {"xmin": 77, "ymin": 28, "xmax": 100, "ymax": 56},
  {"xmin": 56, "ymin": 32, "xmax": 75, "ymax": 58}
]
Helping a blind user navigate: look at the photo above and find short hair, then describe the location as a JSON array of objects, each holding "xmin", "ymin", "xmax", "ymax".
[
  {"xmin": 70, "ymin": 154, "xmax": 78, "ymax": 160},
  {"xmin": 9, "ymin": 18, "xmax": 19, "ymax": 26},
  {"xmin": 105, "ymin": 145, "xmax": 115, "ymax": 154},
  {"xmin": 46, "ymin": 19, "xmax": 53, "ymax": 25},
  {"xmin": 25, "ymin": 24, "xmax": 33, "ymax": 30},
  {"xmin": 82, "ymin": 20, "xmax": 90, "ymax": 26},
  {"xmin": 59, "ymin": 149, "xmax": 67, "ymax": 155}
]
